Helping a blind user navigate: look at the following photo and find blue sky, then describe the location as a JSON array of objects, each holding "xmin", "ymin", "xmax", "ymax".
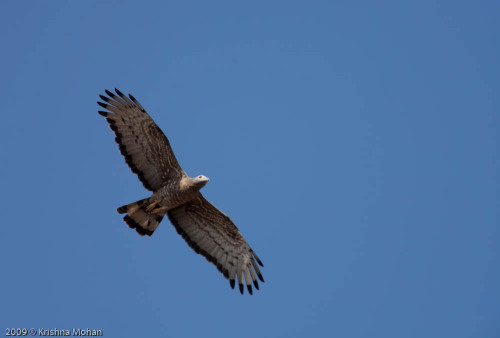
[{"xmin": 1, "ymin": 1, "xmax": 498, "ymax": 337}]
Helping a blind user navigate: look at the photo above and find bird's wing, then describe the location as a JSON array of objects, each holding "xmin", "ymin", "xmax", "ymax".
[
  {"xmin": 97, "ymin": 89, "xmax": 185, "ymax": 191},
  {"xmin": 167, "ymin": 193, "xmax": 264, "ymax": 295}
]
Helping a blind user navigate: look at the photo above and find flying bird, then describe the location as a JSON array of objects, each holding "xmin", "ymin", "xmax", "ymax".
[{"xmin": 97, "ymin": 89, "xmax": 264, "ymax": 295}]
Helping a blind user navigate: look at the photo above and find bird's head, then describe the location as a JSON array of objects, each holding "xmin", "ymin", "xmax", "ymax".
[{"xmin": 193, "ymin": 175, "xmax": 210, "ymax": 189}]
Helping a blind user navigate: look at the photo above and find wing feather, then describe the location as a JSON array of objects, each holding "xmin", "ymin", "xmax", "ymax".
[
  {"xmin": 97, "ymin": 89, "xmax": 185, "ymax": 191},
  {"xmin": 251, "ymin": 257, "xmax": 265, "ymax": 282},
  {"xmin": 238, "ymin": 269, "xmax": 245, "ymax": 294},
  {"xmin": 244, "ymin": 266, "xmax": 253, "ymax": 295},
  {"xmin": 247, "ymin": 261, "xmax": 259, "ymax": 290},
  {"xmin": 167, "ymin": 193, "xmax": 264, "ymax": 295}
]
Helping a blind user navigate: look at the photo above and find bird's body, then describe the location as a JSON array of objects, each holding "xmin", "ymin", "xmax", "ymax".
[
  {"xmin": 151, "ymin": 175, "xmax": 208, "ymax": 209},
  {"xmin": 97, "ymin": 89, "xmax": 264, "ymax": 294},
  {"xmin": 117, "ymin": 174, "xmax": 209, "ymax": 235}
]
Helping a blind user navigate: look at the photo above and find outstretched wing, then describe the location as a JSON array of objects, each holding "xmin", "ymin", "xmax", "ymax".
[
  {"xmin": 97, "ymin": 89, "xmax": 185, "ymax": 191},
  {"xmin": 167, "ymin": 194, "xmax": 264, "ymax": 295}
]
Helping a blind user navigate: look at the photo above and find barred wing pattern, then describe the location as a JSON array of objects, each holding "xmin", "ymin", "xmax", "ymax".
[
  {"xmin": 98, "ymin": 89, "xmax": 265, "ymax": 295},
  {"xmin": 168, "ymin": 194, "xmax": 264, "ymax": 295},
  {"xmin": 97, "ymin": 89, "xmax": 184, "ymax": 191}
]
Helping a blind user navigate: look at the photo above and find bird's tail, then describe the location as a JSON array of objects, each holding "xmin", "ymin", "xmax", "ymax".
[{"xmin": 117, "ymin": 198, "xmax": 166, "ymax": 236}]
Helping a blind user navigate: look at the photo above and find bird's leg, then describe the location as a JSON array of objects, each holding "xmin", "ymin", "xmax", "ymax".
[
  {"xmin": 146, "ymin": 201, "xmax": 167, "ymax": 215},
  {"xmin": 145, "ymin": 201, "xmax": 158, "ymax": 212},
  {"xmin": 151, "ymin": 206, "xmax": 168, "ymax": 215}
]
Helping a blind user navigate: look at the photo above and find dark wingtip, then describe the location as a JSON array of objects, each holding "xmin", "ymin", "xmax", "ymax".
[
  {"xmin": 230, "ymin": 279, "xmax": 235, "ymax": 289},
  {"xmin": 247, "ymin": 284, "xmax": 253, "ymax": 295},
  {"xmin": 97, "ymin": 111, "xmax": 108, "ymax": 117},
  {"xmin": 115, "ymin": 88, "xmax": 124, "ymax": 96},
  {"xmin": 258, "ymin": 273, "xmax": 264, "ymax": 283},
  {"xmin": 105, "ymin": 89, "xmax": 115, "ymax": 97},
  {"xmin": 239, "ymin": 283, "xmax": 244, "ymax": 295},
  {"xmin": 251, "ymin": 250, "xmax": 264, "ymax": 266},
  {"xmin": 99, "ymin": 94, "xmax": 110, "ymax": 102},
  {"xmin": 253, "ymin": 280, "xmax": 259, "ymax": 290},
  {"xmin": 117, "ymin": 205, "xmax": 127, "ymax": 214},
  {"xmin": 127, "ymin": 93, "xmax": 145, "ymax": 112},
  {"xmin": 97, "ymin": 101, "xmax": 108, "ymax": 109}
]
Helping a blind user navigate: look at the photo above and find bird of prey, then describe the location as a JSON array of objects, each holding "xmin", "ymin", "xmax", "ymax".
[{"xmin": 97, "ymin": 89, "xmax": 264, "ymax": 294}]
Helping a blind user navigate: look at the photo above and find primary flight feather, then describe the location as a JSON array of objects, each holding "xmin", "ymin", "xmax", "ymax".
[{"xmin": 97, "ymin": 89, "xmax": 264, "ymax": 295}]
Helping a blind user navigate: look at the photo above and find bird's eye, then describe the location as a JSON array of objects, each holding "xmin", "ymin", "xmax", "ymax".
[{"xmin": 199, "ymin": 176, "xmax": 202, "ymax": 178}]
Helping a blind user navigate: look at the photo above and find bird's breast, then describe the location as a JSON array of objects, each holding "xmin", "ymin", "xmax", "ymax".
[{"xmin": 152, "ymin": 183, "xmax": 198, "ymax": 210}]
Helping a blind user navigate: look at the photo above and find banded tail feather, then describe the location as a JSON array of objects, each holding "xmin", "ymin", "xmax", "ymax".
[{"xmin": 117, "ymin": 198, "xmax": 165, "ymax": 236}]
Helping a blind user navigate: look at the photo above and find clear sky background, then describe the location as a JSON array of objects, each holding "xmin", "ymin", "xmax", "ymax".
[{"xmin": 1, "ymin": 1, "xmax": 498, "ymax": 337}]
